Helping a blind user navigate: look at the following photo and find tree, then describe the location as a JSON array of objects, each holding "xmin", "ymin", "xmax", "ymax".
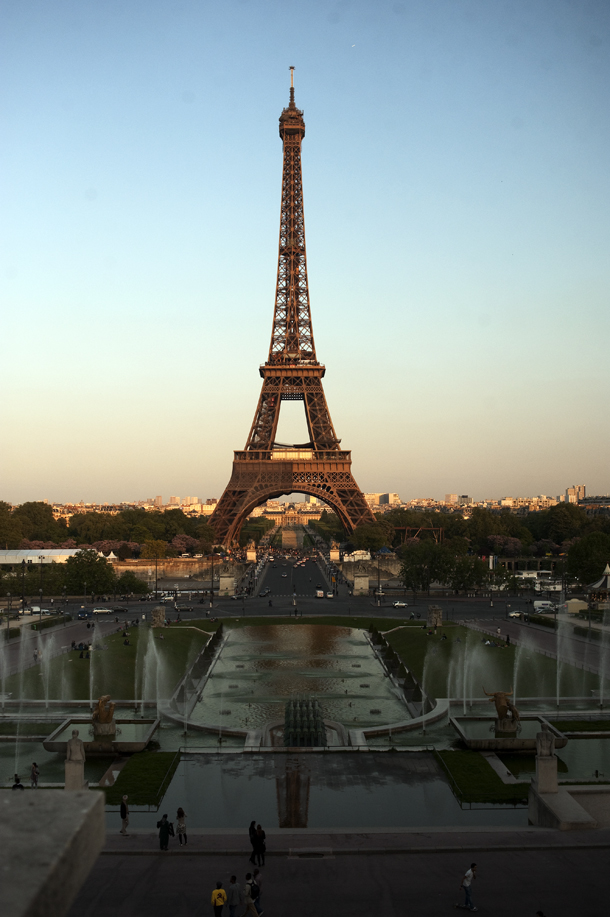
[
  {"xmin": 351, "ymin": 521, "xmax": 395, "ymax": 553},
  {"xmin": 116, "ymin": 571, "xmax": 149, "ymax": 595},
  {"xmin": 449, "ymin": 556, "xmax": 489, "ymax": 593},
  {"xmin": 11, "ymin": 502, "xmax": 67, "ymax": 543},
  {"xmin": 399, "ymin": 541, "xmax": 454, "ymax": 594},
  {"xmin": 140, "ymin": 540, "xmax": 167, "ymax": 559},
  {"xmin": 567, "ymin": 533, "xmax": 610, "ymax": 586},
  {"xmin": 0, "ymin": 501, "xmax": 23, "ymax": 549},
  {"xmin": 64, "ymin": 549, "xmax": 116, "ymax": 595}
]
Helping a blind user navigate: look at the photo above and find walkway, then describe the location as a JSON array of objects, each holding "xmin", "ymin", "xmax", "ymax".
[{"xmin": 69, "ymin": 827, "xmax": 610, "ymax": 916}]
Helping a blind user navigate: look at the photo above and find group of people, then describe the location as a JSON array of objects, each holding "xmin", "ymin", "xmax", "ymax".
[
  {"xmin": 211, "ymin": 871, "xmax": 264, "ymax": 917},
  {"xmin": 11, "ymin": 763, "xmax": 39, "ymax": 790},
  {"xmin": 248, "ymin": 821, "xmax": 266, "ymax": 866},
  {"xmin": 119, "ymin": 798, "xmax": 188, "ymax": 849}
]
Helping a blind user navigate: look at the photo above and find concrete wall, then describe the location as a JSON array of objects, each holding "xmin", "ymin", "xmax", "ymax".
[{"xmin": 111, "ymin": 558, "xmax": 246, "ymax": 582}]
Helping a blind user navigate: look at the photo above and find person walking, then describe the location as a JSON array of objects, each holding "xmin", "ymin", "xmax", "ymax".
[
  {"xmin": 157, "ymin": 813, "xmax": 173, "ymax": 850},
  {"xmin": 30, "ymin": 762, "xmax": 40, "ymax": 788},
  {"xmin": 248, "ymin": 820, "xmax": 257, "ymax": 864},
  {"xmin": 456, "ymin": 862, "xmax": 477, "ymax": 911},
  {"xmin": 242, "ymin": 874, "xmax": 260, "ymax": 917},
  {"xmin": 12, "ymin": 774, "xmax": 24, "ymax": 790},
  {"xmin": 227, "ymin": 876, "xmax": 241, "ymax": 917},
  {"xmin": 119, "ymin": 795, "xmax": 130, "ymax": 835},
  {"xmin": 211, "ymin": 881, "xmax": 227, "ymax": 917},
  {"xmin": 252, "ymin": 869, "xmax": 263, "ymax": 916},
  {"xmin": 254, "ymin": 824, "xmax": 266, "ymax": 866},
  {"xmin": 176, "ymin": 807, "xmax": 187, "ymax": 846}
]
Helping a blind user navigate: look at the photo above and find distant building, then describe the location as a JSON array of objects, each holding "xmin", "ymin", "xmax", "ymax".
[
  {"xmin": 457, "ymin": 495, "xmax": 473, "ymax": 506},
  {"xmin": 566, "ymin": 484, "xmax": 586, "ymax": 504},
  {"xmin": 445, "ymin": 494, "xmax": 458, "ymax": 504},
  {"xmin": 379, "ymin": 493, "xmax": 400, "ymax": 505},
  {"xmin": 364, "ymin": 493, "xmax": 383, "ymax": 507},
  {"xmin": 305, "ymin": 495, "xmax": 317, "ymax": 504},
  {"xmin": 154, "ymin": 496, "xmax": 163, "ymax": 507},
  {"xmin": 169, "ymin": 496, "xmax": 180, "ymax": 506}
]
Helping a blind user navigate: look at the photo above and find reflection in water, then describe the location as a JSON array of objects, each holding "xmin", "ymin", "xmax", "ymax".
[{"xmin": 276, "ymin": 756, "xmax": 311, "ymax": 827}]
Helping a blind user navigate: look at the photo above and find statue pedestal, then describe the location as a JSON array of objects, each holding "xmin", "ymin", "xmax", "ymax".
[
  {"xmin": 495, "ymin": 717, "xmax": 519, "ymax": 734},
  {"xmin": 64, "ymin": 760, "xmax": 87, "ymax": 791},
  {"xmin": 93, "ymin": 722, "xmax": 116, "ymax": 737},
  {"xmin": 535, "ymin": 753, "xmax": 558, "ymax": 793}
]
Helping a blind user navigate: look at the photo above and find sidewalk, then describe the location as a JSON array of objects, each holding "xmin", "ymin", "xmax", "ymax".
[{"xmin": 69, "ymin": 827, "xmax": 610, "ymax": 917}]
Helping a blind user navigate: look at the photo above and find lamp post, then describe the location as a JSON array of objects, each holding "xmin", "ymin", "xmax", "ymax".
[
  {"xmin": 38, "ymin": 589, "xmax": 43, "ymax": 624},
  {"xmin": 377, "ymin": 553, "xmax": 381, "ymax": 608},
  {"xmin": 62, "ymin": 587, "xmax": 67, "ymax": 625},
  {"xmin": 210, "ymin": 553, "xmax": 214, "ymax": 608},
  {"xmin": 21, "ymin": 560, "xmax": 26, "ymax": 613},
  {"xmin": 6, "ymin": 592, "xmax": 10, "ymax": 641},
  {"xmin": 39, "ymin": 554, "xmax": 44, "ymax": 608}
]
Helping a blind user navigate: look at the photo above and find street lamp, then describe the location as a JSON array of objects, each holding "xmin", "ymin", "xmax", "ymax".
[
  {"xmin": 39, "ymin": 589, "xmax": 43, "ymax": 624},
  {"xmin": 6, "ymin": 592, "xmax": 10, "ymax": 641},
  {"xmin": 21, "ymin": 560, "xmax": 26, "ymax": 612}
]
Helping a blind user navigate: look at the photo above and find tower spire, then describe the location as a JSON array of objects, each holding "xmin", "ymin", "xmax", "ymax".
[{"xmin": 289, "ymin": 65, "xmax": 295, "ymax": 107}]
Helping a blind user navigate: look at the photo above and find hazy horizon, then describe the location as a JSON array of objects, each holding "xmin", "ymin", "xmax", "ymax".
[{"xmin": 2, "ymin": 1, "xmax": 609, "ymax": 506}]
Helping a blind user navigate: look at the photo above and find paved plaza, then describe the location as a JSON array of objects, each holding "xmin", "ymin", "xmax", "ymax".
[{"xmin": 69, "ymin": 827, "xmax": 610, "ymax": 917}]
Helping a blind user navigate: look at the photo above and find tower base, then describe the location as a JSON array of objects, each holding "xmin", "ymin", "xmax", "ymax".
[{"xmin": 210, "ymin": 449, "xmax": 374, "ymax": 546}]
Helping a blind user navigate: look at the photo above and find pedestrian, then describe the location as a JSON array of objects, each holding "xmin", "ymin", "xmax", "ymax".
[
  {"xmin": 30, "ymin": 762, "xmax": 40, "ymax": 788},
  {"xmin": 156, "ymin": 813, "xmax": 173, "ymax": 850},
  {"xmin": 252, "ymin": 869, "xmax": 263, "ymax": 915},
  {"xmin": 12, "ymin": 774, "xmax": 24, "ymax": 790},
  {"xmin": 254, "ymin": 824, "xmax": 266, "ymax": 866},
  {"xmin": 211, "ymin": 881, "xmax": 227, "ymax": 917},
  {"xmin": 227, "ymin": 876, "xmax": 241, "ymax": 917},
  {"xmin": 456, "ymin": 862, "xmax": 477, "ymax": 911},
  {"xmin": 120, "ymin": 795, "xmax": 129, "ymax": 835},
  {"xmin": 176, "ymin": 806, "xmax": 187, "ymax": 845},
  {"xmin": 506, "ymin": 634, "xmax": 511, "ymax": 645},
  {"xmin": 248, "ymin": 820, "xmax": 257, "ymax": 864},
  {"xmin": 242, "ymin": 874, "xmax": 260, "ymax": 917}
]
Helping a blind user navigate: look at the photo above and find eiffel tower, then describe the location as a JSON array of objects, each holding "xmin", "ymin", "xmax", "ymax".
[{"xmin": 210, "ymin": 69, "xmax": 374, "ymax": 546}]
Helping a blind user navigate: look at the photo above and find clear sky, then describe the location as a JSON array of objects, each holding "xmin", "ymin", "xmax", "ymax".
[{"xmin": 1, "ymin": 0, "xmax": 609, "ymax": 505}]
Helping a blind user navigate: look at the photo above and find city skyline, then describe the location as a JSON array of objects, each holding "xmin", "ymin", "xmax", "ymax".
[{"xmin": 2, "ymin": 1, "xmax": 609, "ymax": 505}]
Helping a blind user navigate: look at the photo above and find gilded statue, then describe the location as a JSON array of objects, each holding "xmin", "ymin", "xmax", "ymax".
[
  {"xmin": 483, "ymin": 688, "xmax": 520, "ymax": 724},
  {"xmin": 92, "ymin": 694, "xmax": 115, "ymax": 725}
]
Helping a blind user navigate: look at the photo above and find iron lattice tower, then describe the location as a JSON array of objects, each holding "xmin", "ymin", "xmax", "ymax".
[{"xmin": 210, "ymin": 70, "xmax": 374, "ymax": 545}]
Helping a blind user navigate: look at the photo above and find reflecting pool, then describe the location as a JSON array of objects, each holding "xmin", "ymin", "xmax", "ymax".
[{"xmin": 188, "ymin": 625, "xmax": 409, "ymax": 732}]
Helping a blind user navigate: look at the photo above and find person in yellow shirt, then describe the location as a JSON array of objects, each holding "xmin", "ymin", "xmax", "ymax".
[{"xmin": 212, "ymin": 881, "xmax": 227, "ymax": 917}]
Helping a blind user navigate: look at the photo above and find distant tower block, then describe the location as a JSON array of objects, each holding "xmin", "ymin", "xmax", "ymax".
[{"xmin": 210, "ymin": 70, "xmax": 374, "ymax": 546}]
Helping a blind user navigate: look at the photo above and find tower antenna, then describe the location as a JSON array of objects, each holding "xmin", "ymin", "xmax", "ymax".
[{"xmin": 289, "ymin": 66, "xmax": 295, "ymax": 105}]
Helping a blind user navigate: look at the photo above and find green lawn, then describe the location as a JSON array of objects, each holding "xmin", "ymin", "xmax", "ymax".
[
  {"xmin": 104, "ymin": 750, "xmax": 180, "ymax": 806},
  {"xmin": 437, "ymin": 749, "xmax": 529, "ymax": 804},
  {"xmin": 550, "ymin": 720, "xmax": 610, "ymax": 732},
  {"xmin": 0, "ymin": 721, "xmax": 62, "ymax": 736},
  {"xmin": 385, "ymin": 624, "xmax": 606, "ymax": 700},
  {"xmin": 3, "ymin": 627, "xmax": 209, "ymax": 701}
]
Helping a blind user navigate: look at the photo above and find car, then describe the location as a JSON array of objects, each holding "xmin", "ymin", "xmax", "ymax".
[
  {"xmin": 326, "ymin": 592, "xmax": 334, "ymax": 599},
  {"xmin": 393, "ymin": 601, "xmax": 407, "ymax": 608},
  {"xmin": 92, "ymin": 607, "xmax": 110, "ymax": 615},
  {"xmin": 77, "ymin": 610, "xmax": 93, "ymax": 620},
  {"xmin": 259, "ymin": 587, "xmax": 271, "ymax": 597},
  {"xmin": 508, "ymin": 611, "xmax": 523, "ymax": 619},
  {"xmin": 281, "ymin": 574, "xmax": 288, "ymax": 578},
  {"xmin": 113, "ymin": 606, "xmax": 128, "ymax": 614}
]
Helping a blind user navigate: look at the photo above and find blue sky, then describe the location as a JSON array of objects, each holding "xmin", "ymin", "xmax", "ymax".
[{"xmin": 1, "ymin": 0, "xmax": 609, "ymax": 504}]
